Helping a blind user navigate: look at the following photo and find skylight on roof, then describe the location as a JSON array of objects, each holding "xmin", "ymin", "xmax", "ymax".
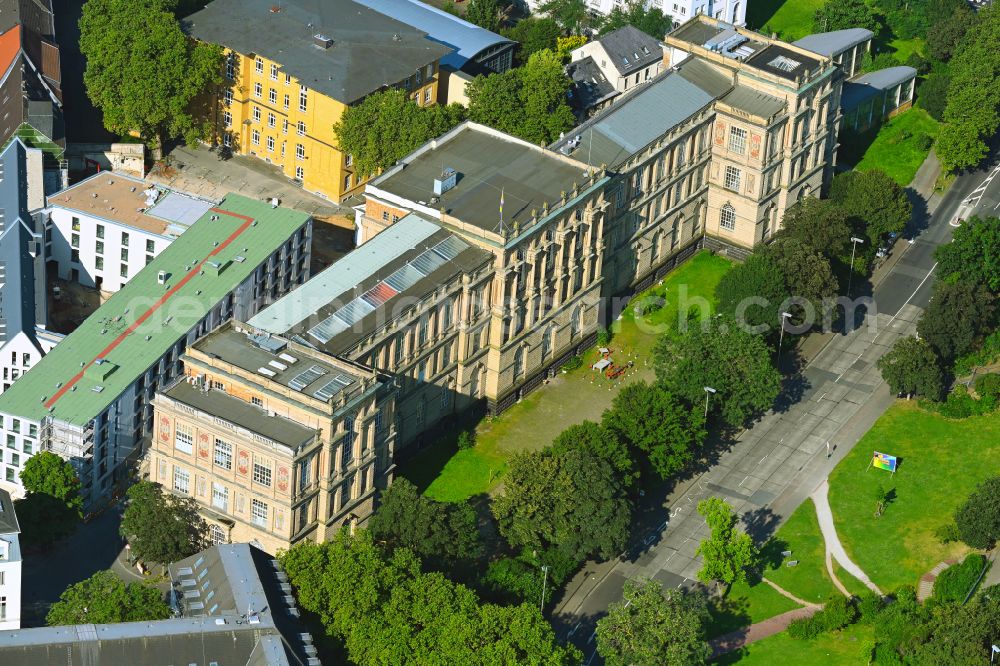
[
  {"xmin": 769, "ymin": 55, "xmax": 801, "ymax": 72},
  {"xmin": 290, "ymin": 365, "xmax": 327, "ymax": 391}
]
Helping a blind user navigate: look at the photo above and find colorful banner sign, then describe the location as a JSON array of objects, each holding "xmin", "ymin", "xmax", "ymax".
[{"xmin": 872, "ymin": 451, "xmax": 897, "ymax": 473}]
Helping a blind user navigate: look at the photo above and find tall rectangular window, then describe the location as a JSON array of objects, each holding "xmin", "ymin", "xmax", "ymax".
[
  {"xmin": 254, "ymin": 82, "xmax": 262, "ymax": 98},
  {"xmin": 296, "ymin": 143, "xmax": 305, "ymax": 160},
  {"xmin": 213, "ymin": 438, "xmax": 232, "ymax": 470},
  {"xmin": 299, "ymin": 85, "xmax": 308, "ymax": 112},
  {"xmin": 173, "ymin": 467, "xmax": 190, "ymax": 494},
  {"xmin": 251, "ymin": 498, "xmax": 268, "ymax": 527},
  {"xmin": 253, "ymin": 458, "xmax": 272, "ymax": 487},
  {"xmin": 728, "ymin": 126, "xmax": 747, "ymax": 154},
  {"xmin": 175, "ymin": 423, "xmax": 193, "ymax": 454},
  {"xmin": 270, "ymin": 63, "xmax": 278, "ymax": 80},
  {"xmin": 255, "ymin": 58, "xmax": 263, "ymax": 74},
  {"xmin": 212, "ymin": 483, "xmax": 229, "ymax": 511},
  {"xmin": 724, "ymin": 165, "xmax": 741, "ymax": 191}
]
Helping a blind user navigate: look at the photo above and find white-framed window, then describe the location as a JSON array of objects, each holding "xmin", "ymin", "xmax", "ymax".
[
  {"xmin": 269, "ymin": 85, "xmax": 277, "ymax": 102},
  {"xmin": 267, "ymin": 136, "xmax": 274, "ymax": 151},
  {"xmin": 173, "ymin": 467, "xmax": 190, "ymax": 494},
  {"xmin": 251, "ymin": 498, "xmax": 268, "ymax": 527},
  {"xmin": 214, "ymin": 438, "xmax": 232, "ymax": 469},
  {"xmin": 222, "ymin": 110, "xmax": 232, "ymax": 127},
  {"xmin": 283, "ymin": 94, "xmax": 289, "ymax": 110},
  {"xmin": 255, "ymin": 58, "xmax": 263, "ymax": 74},
  {"xmin": 223, "ymin": 132, "xmax": 231, "ymax": 148},
  {"xmin": 728, "ymin": 126, "xmax": 747, "ymax": 154},
  {"xmin": 296, "ymin": 121, "xmax": 306, "ymax": 136},
  {"xmin": 225, "ymin": 56, "xmax": 234, "ymax": 80},
  {"xmin": 209, "ymin": 524, "xmax": 227, "ymax": 545},
  {"xmin": 295, "ymin": 143, "xmax": 305, "ymax": 160},
  {"xmin": 295, "ymin": 165, "xmax": 304, "ymax": 180},
  {"xmin": 270, "ymin": 63, "xmax": 278, "ymax": 80},
  {"xmin": 253, "ymin": 459, "xmax": 272, "ymax": 487},
  {"xmin": 345, "ymin": 153, "xmax": 353, "ymax": 167},
  {"xmin": 282, "ymin": 119, "xmax": 288, "ymax": 134},
  {"xmin": 211, "ymin": 482, "xmax": 229, "ymax": 511},
  {"xmin": 175, "ymin": 423, "xmax": 193, "ymax": 454},
  {"xmin": 254, "ymin": 82, "xmax": 262, "ymax": 98},
  {"xmin": 424, "ymin": 88, "xmax": 431, "ymax": 104},
  {"xmin": 267, "ymin": 112, "xmax": 276, "ymax": 128},
  {"xmin": 223, "ymin": 88, "xmax": 232, "ymax": 106},
  {"xmin": 251, "ymin": 129, "xmax": 260, "ymax": 145},
  {"xmin": 724, "ymin": 165, "xmax": 741, "ymax": 191},
  {"xmin": 720, "ymin": 204, "xmax": 736, "ymax": 231},
  {"xmin": 252, "ymin": 106, "xmax": 261, "ymax": 122},
  {"xmin": 284, "ymin": 73, "xmax": 291, "ymax": 85},
  {"xmin": 299, "ymin": 85, "xmax": 308, "ymax": 112}
]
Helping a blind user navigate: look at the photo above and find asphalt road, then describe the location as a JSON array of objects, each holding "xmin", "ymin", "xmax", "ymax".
[{"xmin": 555, "ymin": 158, "xmax": 1000, "ymax": 663}]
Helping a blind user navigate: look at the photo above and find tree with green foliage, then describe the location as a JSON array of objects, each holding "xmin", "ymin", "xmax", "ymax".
[
  {"xmin": 596, "ymin": 578, "xmax": 709, "ymax": 666},
  {"xmin": 466, "ymin": 0, "xmax": 504, "ymax": 32},
  {"xmin": 928, "ymin": 5, "xmax": 978, "ymax": 62},
  {"xmin": 937, "ymin": 5, "xmax": 1000, "ymax": 172},
  {"xmin": 714, "ymin": 254, "xmax": 788, "ymax": 333},
  {"xmin": 79, "ymin": 0, "xmax": 222, "ymax": 147},
  {"xmin": 775, "ymin": 197, "xmax": 851, "ymax": 260},
  {"xmin": 46, "ymin": 570, "xmax": 170, "ymax": 626},
  {"xmin": 503, "ymin": 17, "xmax": 561, "ymax": 65},
  {"xmin": 955, "ymin": 476, "xmax": 1000, "ymax": 549},
  {"xmin": 369, "ymin": 478, "xmax": 482, "ymax": 568},
  {"xmin": 536, "ymin": 0, "xmax": 594, "ymax": 34},
  {"xmin": 601, "ymin": 381, "xmax": 705, "ymax": 480},
  {"xmin": 876, "ymin": 336, "xmax": 945, "ymax": 399},
  {"xmin": 919, "ymin": 73, "xmax": 951, "ymax": 122},
  {"xmin": 598, "ymin": 0, "xmax": 673, "ymax": 40},
  {"xmin": 905, "ymin": 592, "xmax": 1000, "ymax": 665},
  {"xmin": 14, "ymin": 452, "xmax": 83, "ymax": 549},
  {"xmin": 834, "ymin": 169, "xmax": 912, "ymax": 246},
  {"xmin": 467, "ymin": 49, "xmax": 575, "ymax": 145},
  {"xmin": 492, "ymin": 446, "xmax": 631, "ymax": 562},
  {"xmin": 654, "ymin": 316, "xmax": 782, "ymax": 427},
  {"xmin": 813, "ymin": 0, "xmax": 879, "ymax": 33},
  {"xmin": 760, "ymin": 238, "xmax": 839, "ymax": 322},
  {"xmin": 279, "ymin": 530, "xmax": 580, "ymax": 665},
  {"xmin": 550, "ymin": 420, "xmax": 635, "ymax": 486},
  {"xmin": 120, "ymin": 481, "xmax": 207, "ymax": 565},
  {"xmin": 695, "ymin": 497, "xmax": 759, "ymax": 593},
  {"xmin": 935, "ymin": 216, "xmax": 1000, "ymax": 291},
  {"xmin": 333, "ymin": 89, "xmax": 465, "ymax": 178},
  {"xmin": 917, "ymin": 280, "xmax": 996, "ymax": 362}
]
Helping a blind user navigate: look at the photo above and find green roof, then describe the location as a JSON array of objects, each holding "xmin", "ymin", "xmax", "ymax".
[{"xmin": 0, "ymin": 194, "xmax": 310, "ymax": 426}]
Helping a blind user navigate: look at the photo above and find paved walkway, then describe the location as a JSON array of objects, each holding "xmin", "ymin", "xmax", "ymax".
[
  {"xmin": 708, "ymin": 605, "xmax": 821, "ymax": 658},
  {"xmin": 811, "ymin": 479, "xmax": 883, "ymax": 595}
]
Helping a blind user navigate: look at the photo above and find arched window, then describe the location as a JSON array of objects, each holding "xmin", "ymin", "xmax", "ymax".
[
  {"xmin": 513, "ymin": 346, "xmax": 525, "ymax": 379},
  {"xmin": 209, "ymin": 524, "xmax": 228, "ymax": 545},
  {"xmin": 542, "ymin": 324, "xmax": 556, "ymax": 359},
  {"xmin": 720, "ymin": 204, "xmax": 736, "ymax": 232}
]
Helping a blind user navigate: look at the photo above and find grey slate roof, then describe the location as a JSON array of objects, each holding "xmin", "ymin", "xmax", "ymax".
[
  {"xmin": 0, "ymin": 487, "xmax": 18, "ymax": 534},
  {"xmin": 567, "ymin": 56, "xmax": 618, "ymax": 112},
  {"xmin": 598, "ymin": 25, "xmax": 664, "ymax": 76},
  {"xmin": 553, "ymin": 57, "xmax": 733, "ymax": 168},
  {"xmin": 0, "ymin": 0, "xmax": 55, "ymax": 39},
  {"xmin": 720, "ymin": 84, "xmax": 786, "ymax": 120},
  {"xmin": 184, "ymin": 0, "xmax": 453, "ymax": 104},
  {"xmin": 0, "ymin": 138, "xmax": 45, "ymax": 346},
  {"xmin": 841, "ymin": 66, "xmax": 916, "ymax": 110},
  {"xmin": 163, "ymin": 380, "xmax": 318, "ymax": 449},
  {"xmin": 0, "ymin": 544, "xmax": 314, "ymax": 666},
  {"xmin": 792, "ymin": 28, "xmax": 873, "ymax": 58},
  {"xmin": 352, "ymin": 0, "xmax": 513, "ymax": 71}
]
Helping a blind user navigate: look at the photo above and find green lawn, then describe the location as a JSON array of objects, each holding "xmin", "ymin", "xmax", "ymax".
[
  {"xmin": 854, "ymin": 109, "xmax": 939, "ymax": 186},
  {"xmin": 714, "ymin": 623, "xmax": 875, "ymax": 665},
  {"xmin": 746, "ymin": 0, "xmax": 823, "ymax": 40},
  {"xmin": 706, "ymin": 579, "xmax": 802, "ymax": 639},
  {"xmin": 889, "ymin": 37, "xmax": 925, "ymax": 63},
  {"xmin": 827, "ymin": 401, "xmax": 994, "ymax": 592},
  {"xmin": 764, "ymin": 499, "xmax": 839, "ymax": 605},
  {"xmin": 403, "ymin": 251, "xmax": 734, "ymax": 502}
]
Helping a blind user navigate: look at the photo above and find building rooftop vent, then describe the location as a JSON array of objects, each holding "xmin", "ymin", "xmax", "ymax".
[
  {"xmin": 314, "ymin": 34, "xmax": 333, "ymax": 49},
  {"xmin": 433, "ymin": 167, "xmax": 458, "ymax": 196}
]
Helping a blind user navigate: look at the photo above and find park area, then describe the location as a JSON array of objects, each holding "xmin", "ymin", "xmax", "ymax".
[
  {"xmin": 849, "ymin": 109, "xmax": 940, "ymax": 186},
  {"xmin": 400, "ymin": 251, "xmax": 733, "ymax": 502}
]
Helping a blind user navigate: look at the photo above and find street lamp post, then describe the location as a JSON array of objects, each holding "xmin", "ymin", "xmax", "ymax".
[
  {"xmin": 703, "ymin": 386, "xmax": 717, "ymax": 419},
  {"xmin": 847, "ymin": 237, "xmax": 864, "ymax": 297},
  {"xmin": 777, "ymin": 311, "xmax": 793, "ymax": 353},
  {"xmin": 539, "ymin": 565, "xmax": 550, "ymax": 613}
]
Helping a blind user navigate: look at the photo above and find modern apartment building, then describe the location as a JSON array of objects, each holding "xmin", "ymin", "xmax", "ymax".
[
  {"xmin": 148, "ymin": 321, "xmax": 393, "ymax": 553},
  {"xmin": 0, "ymin": 195, "xmax": 312, "ymax": 509},
  {"xmin": 44, "ymin": 172, "xmax": 217, "ymax": 292},
  {"xmin": 184, "ymin": 0, "xmax": 452, "ymax": 203},
  {"xmin": 0, "ymin": 137, "xmax": 61, "ymax": 395},
  {"xmin": 0, "ymin": 488, "xmax": 20, "ymax": 630}
]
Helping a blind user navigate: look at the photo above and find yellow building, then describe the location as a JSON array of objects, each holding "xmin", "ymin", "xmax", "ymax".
[{"xmin": 184, "ymin": 0, "xmax": 451, "ymax": 203}]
